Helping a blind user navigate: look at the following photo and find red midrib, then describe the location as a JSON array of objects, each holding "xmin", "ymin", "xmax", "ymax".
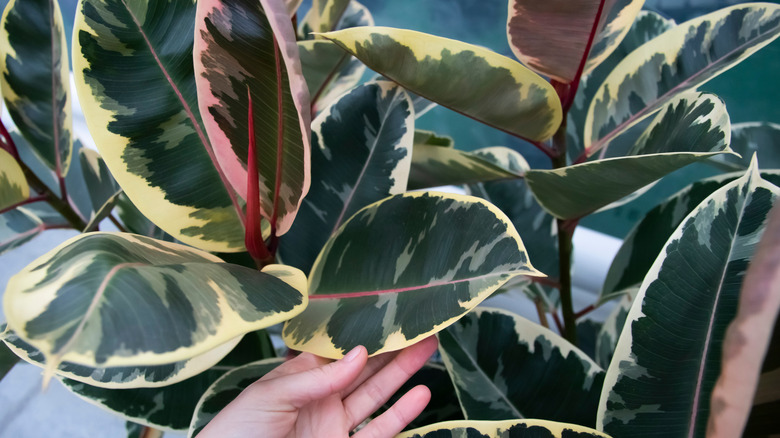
[{"xmin": 309, "ymin": 271, "xmax": 510, "ymax": 300}]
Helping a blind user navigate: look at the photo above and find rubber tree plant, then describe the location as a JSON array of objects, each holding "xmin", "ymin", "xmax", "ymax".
[{"xmin": 0, "ymin": 0, "xmax": 779, "ymax": 436}]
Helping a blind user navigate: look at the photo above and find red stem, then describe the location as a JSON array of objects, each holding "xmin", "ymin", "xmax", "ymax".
[
  {"xmin": 0, "ymin": 195, "xmax": 48, "ymax": 215},
  {"xmin": 244, "ymin": 86, "xmax": 271, "ymax": 264},
  {"xmin": 0, "ymin": 120, "xmax": 20, "ymax": 162},
  {"xmin": 575, "ymin": 304, "xmax": 596, "ymax": 319},
  {"xmin": 310, "ymin": 52, "xmax": 348, "ymax": 113},
  {"xmin": 530, "ymin": 275, "xmax": 561, "ymax": 290},
  {"xmin": 108, "ymin": 214, "xmax": 128, "ymax": 233},
  {"xmin": 551, "ymin": 312, "xmax": 564, "ymax": 335},
  {"xmin": 562, "ymin": 0, "xmax": 607, "ymax": 113}
]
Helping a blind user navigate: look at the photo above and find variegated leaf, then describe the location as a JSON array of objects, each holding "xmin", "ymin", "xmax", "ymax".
[
  {"xmin": 439, "ymin": 308, "xmax": 604, "ymax": 427},
  {"xmin": 568, "ymin": 11, "xmax": 676, "ymax": 160},
  {"xmin": 506, "ymin": 0, "xmax": 643, "ymax": 84},
  {"xmin": 3, "ymin": 232, "xmax": 307, "ymax": 372},
  {"xmin": 398, "ymin": 420, "xmax": 611, "ymax": 438},
  {"xmin": 585, "ymin": 3, "xmax": 780, "ymax": 157},
  {"xmin": 0, "ymin": 333, "xmax": 18, "ymax": 381},
  {"xmin": 73, "ymin": 0, "xmax": 244, "ymax": 251},
  {"xmin": 299, "ymin": 0, "xmax": 350, "ymax": 36},
  {"xmin": 0, "ymin": 147, "xmax": 28, "ymax": 210},
  {"xmin": 58, "ymin": 330, "xmax": 276, "ymax": 431},
  {"xmin": 79, "ymin": 148, "xmax": 120, "ymax": 216},
  {"xmin": 0, "ymin": 206, "xmax": 48, "ymax": 255},
  {"xmin": 282, "ymin": 192, "xmax": 543, "ymax": 358},
  {"xmin": 320, "ymin": 26, "xmax": 562, "ymax": 142},
  {"xmin": 528, "ymin": 92, "xmax": 732, "ymax": 220},
  {"xmin": 1, "ymin": 327, "xmax": 239, "ymax": 388},
  {"xmin": 409, "ymin": 92, "xmax": 437, "ymax": 120},
  {"xmin": 583, "ymin": 0, "xmax": 645, "ymax": 74},
  {"xmin": 0, "ymin": 0, "xmax": 72, "ymax": 176},
  {"xmin": 309, "ymin": 1, "xmax": 373, "ymax": 111},
  {"xmin": 414, "ymin": 130, "xmax": 453, "ymax": 148},
  {"xmin": 114, "ymin": 192, "xmax": 171, "ymax": 241},
  {"xmin": 707, "ymin": 203, "xmax": 780, "ymax": 437},
  {"xmin": 597, "ymin": 159, "xmax": 779, "ymax": 436},
  {"xmin": 711, "ymin": 122, "xmax": 780, "ymax": 171},
  {"xmin": 188, "ymin": 358, "xmax": 284, "ymax": 437},
  {"xmin": 599, "ymin": 170, "xmax": 780, "ymax": 304},
  {"xmin": 594, "ymin": 291, "xmax": 635, "ymax": 369},
  {"xmin": 467, "ymin": 169, "xmax": 558, "ymax": 280},
  {"xmin": 408, "ymin": 145, "xmax": 526, "ymax": 191},
  {"xmin": 278, "ymin": 81, "xmax": 414, "ymax": 273},
  {"xmin": 195, "ymin": 0, "xmax": 311, "ymax": 237}
]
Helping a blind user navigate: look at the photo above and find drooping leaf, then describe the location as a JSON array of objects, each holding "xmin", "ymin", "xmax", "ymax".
[
  {"xmin": 438, "ymin": 308, "xmax": 604, "ymax": 427},
  {"xmin": 188, "ymin": 358, "xmax": 284, "ymax": 437},
  {"xmin": 0, "ymin": 0, "xmax": 72, "ymax": 176},
  {"xmin": 397, "ymin": 419, "xmax": 611, "ymax": 438},
  {"xmin": 710, "ymin": 122, "xmax": 780, "ymax": 171},
  {"xmin": 568, "ymin": 10, "xmax": 676, "ymax": 160},
  {"xmin": 707, "ymin": 203, "xmax": 780, "ymax": 437},
  {"xmin": 73, "ymin": 0, "xmax": 244, "ymax": 251},
  {"xmin": 409, "ymin": 145, "xmax": 526, "ymax": 191},
  {"xmin": 597, "ymin": 160, "xmax": 779, "ymax": 436},
  {"xmin": 585, "ymin": 3, "xmax": 780, "ymax": 157},
  {"xmin": 79, "ymin": 148, "xmax": 120, "ymax": 215},
  {"xmin": 1, "ymin": 327, "xmax": 240, "ymax": 388},
  {"xmin": 278, "ymin": 81, "xmax": 414, "ymax": 274},
  {"xmin": 528, "ymin": 91, "xmax": 733, "ymax": 220},
  {"xmin": 320, "ymin": 26, "xmax": 562, "ymax": 142},
  {"xmin": 467, "ymin": 168, "xmax": 558, "ymax": 280},
  {"xmin": 195, "ymin": 0, "xmax": 311, "ymax": 237},
  {"xmin": 81, "ymin": 190, "xmax": 121, "ymax": 232},
  {"xmin": 0, "ymin": 147, "xmax": 28, "ymax": 210},
  {"xmin": 3, "ymin": 232, "xmax": 307, "ymax": 372},
  {"xmin": 506, "ymin": 0, "xmax": 643, "ymax": 84},
  {"xmin": 375, "ymin": 362, "xmax": 464, "ymax": 432},
  {"xmin": 282, "ymin": 192, "xmax": 543, "ymax": 358},
  {"xmin": 599, "ymin": 170, "xmax": 780, "ymax": 304}
]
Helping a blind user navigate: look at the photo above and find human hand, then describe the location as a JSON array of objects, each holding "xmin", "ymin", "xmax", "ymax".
[{"xmin": 197, "ymin": 336, "xmax": 439, "ymax": 438}]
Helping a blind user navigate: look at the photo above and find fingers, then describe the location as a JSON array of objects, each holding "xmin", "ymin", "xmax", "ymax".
[
  {"xmin": 253, "ymin": 345, "xmax": 368, "ymax": 409},
  {"xmin": 352, "ymin": 385, "xmax": 431, "ymax": 438},
  {"xmin": 343, "ymin": 336, "xmax": 438, "ymax": 429},
  {"xmin": 261, "ymin": 351, "xmax": 330, "ymax": 381}
]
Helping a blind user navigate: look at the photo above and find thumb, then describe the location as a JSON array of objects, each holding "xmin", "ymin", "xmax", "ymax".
[{"xmin": 266, "ymin": 346, "xmax": 368, "ymax": 409}]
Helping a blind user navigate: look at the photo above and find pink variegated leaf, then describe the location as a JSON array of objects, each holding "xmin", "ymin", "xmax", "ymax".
[{"xmin": 195, "ymin": 0, "xmax": 311, "ymax": 237}]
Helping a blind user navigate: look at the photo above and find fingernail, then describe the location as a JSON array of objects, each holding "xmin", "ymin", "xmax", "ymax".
[{"xmin": 343, "ymin": 346, "xmax": 362, "ymax": 362}]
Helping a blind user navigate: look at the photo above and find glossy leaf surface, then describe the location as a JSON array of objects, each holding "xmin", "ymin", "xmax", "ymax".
[
  {"xmin": 195, "ymin": 0, "xmax": 311, "ymax": 236},
  {"xmin": 398, "ymin": 420, "xmax": 610, "ymax": 438},
  {"xmin": 598, "ymin": 161, "xmax": 779, "ymax": 436},
  {"xmin": 0, "ymin": 206, "xmax": 49, "ymax": 255},
  {"xmin": 1, "ymin": 327, "xmax": 239, "ymax": 388},
  {"xmin": 439, "ymin": 308, "xmax": 605, "ymax": 427},
  {"xmin": 707, "ymin": 204, "xmax": 780, "ymax": 437},
  {"xmin": 600, "ymin": 170, "xmax": 780, "ymax": 303},
  {"xmin": 283, "ymin": 192, "xmax": 543, "ymax": 358},
  {"xmin": 409, "ymin": 145, "xmax": 526, "ymax": 191},
  {"xmin": 4, "ymin": 233, "xmax": 307, "ymax": 370},
  {"xmin": 188, "ymin": 358, "xmax": 284, "ymax": 437},
  {"xmin": 585, "ymin": 3, "xmax": 780, "ymax": 156},
  {"xmin": 594, "ymin": 292, "xmax": 635, "ymax": 369},
  {"xmin": 0, "ymin": 0, "xmax": 72, "ymax": 176},
  {"xmin": 507, "ymin": 0, "xmax": 643, "ymax": 83},
  {"xmin": 321, "ymin": 26, "xmax": 562, "ymax": 142},
  {"xmin": 0, "ymin": 147, "xmax": 27, "ymax": 210},
  {"xmin": 529, "ymin": 92, "xmax": 732, "ymax": 220},
  {"xmin": 79, "ymin": 148, "xmax": 120, "ymax": 216},
  {"xmin": 73, "ymin": 0, "xmax": 244, "ymax": 251},
  {"xmin": 278, "ymin": 81, "xmax": 413, "ymax": 273}
]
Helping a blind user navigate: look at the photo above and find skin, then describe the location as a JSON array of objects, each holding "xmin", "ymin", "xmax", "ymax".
[{"xmin": 198, "ymin": 336, "xmax": 439, "ymax": 437}]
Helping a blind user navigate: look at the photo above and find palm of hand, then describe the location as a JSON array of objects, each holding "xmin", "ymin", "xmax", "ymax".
[{"xmin": 199, "ymin": 337, "xmax": 438, "ymax": 438}]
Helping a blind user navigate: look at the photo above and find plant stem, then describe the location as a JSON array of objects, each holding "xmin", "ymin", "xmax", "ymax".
[
  {"xmin": 534, "ymin": 299, "xmax": 550, "ymax": 329},
  {"xmin": 18, "ymin": 158, "xmax": 86, "ymax": 230},
  {"xmin": 551, "ymin": 116, "xmax": 578, "ymax": 346}
]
